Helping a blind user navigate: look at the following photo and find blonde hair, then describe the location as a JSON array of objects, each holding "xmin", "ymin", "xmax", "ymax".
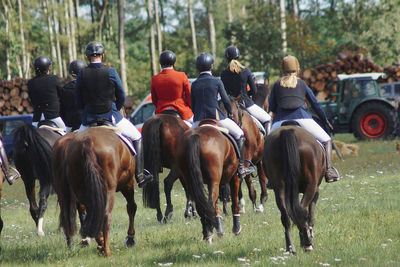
[
  {"xmin": 280, "ymin": 73, "xmax": 298, "ymax": 88},
  {"xmin": 228, "ymin": 59, "xmax": 245, "ymax": 74}
]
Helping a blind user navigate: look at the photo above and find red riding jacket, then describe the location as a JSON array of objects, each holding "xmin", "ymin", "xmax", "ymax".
[{"xmin": 150, "ymin": 68, "xmax": 193, "ymax": 120}]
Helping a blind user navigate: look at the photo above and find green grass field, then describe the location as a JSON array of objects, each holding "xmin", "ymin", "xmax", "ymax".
[{"xmin": 1, "ymin": 134, "xmax": 399, "ymax": 266}]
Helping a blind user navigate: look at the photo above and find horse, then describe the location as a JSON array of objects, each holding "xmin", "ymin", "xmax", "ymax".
[
  {"xmin": 220, "ymin": 98, "xmax": 268, "ymax": 214},
  {"xmin": 141, "ymin": 113, "xmax": 196, "ymax": 222},
  {"xmin": 0, "ymin": 139, "xmax": 4, "ymax": 235},
  {"xmin": 13, "ymin": 123, "xmax": 63, "ymax": 236},
  {"xmin": 177, "ymin": 120, "xmax": 242, "ymax": 243},
  {"xmin": 263, "ymin": 125, "xmax": 326, "ymax": 254},
  {"xmin": 54, "ymin": 127, "xmax": 137, "ymax": 256}
]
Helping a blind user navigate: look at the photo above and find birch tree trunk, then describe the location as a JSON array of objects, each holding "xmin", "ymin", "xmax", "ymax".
[
  {"xmin": 118, "ymin": 0, "xmax": 128, "ymax": 92},
  {"xmin": 98, "ymin": 0, "xmax": 108, "ymax": 42},
  {"xmin": 147, "ymin": 0, "xmax": 157, "ymax": 75},
  {"xmin": 44, "ymin": 0, "xmax": 57, "ymax": 74},
  {"xmin": 154, "ymin": 0, "xmax": 162, "ymax": 54},
  {"xmin": 227, "ymin": 0, "xmax": 235, "ymax": 44},
  {"xmin": 17, "ymin": 0, "xmax": 28, "ymax": 78},
  {"xmin": 51, "ymin": 0, "xmax": 64, "ymax": 77},
  {"xmin": 69, "ymin": 0, "xmax": 77, "ymax": 59},
  {"xmin": 74, "ymin": 0, "xmax": 81, "ymax": 52},
  {"xmin": 64, "ymin": 0, "xmax": 73, "ymax": 63},
  {"xmin": 280, "ymin": 0, "xmax": 287, "ymax": 55},
  {"xmin": 207, "ymin": 0, "xmax": 216, "ymax": 59},
  {"xmin": 188, "ymin": 0, "xmax": 198, "ymax": 57},
  {"xmin": 2, "ymin": 0, "xmax": 11, "ymax": 79}
]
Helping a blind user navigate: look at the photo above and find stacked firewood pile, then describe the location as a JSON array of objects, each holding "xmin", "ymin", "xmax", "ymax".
[
  {"xmin": 300, "ymin": 53, "xmax": 385, "ymax": 101},
  {"xmin": 0, "ymin": 77, "xmax": 136, "ymax": 117},
  {"xmin": 384, "ymin": 62, "xmax": 400, "ymax": 83},
  {"xmin": 0, "ymin": 77, "xmax": 33, "ymax": 116}
]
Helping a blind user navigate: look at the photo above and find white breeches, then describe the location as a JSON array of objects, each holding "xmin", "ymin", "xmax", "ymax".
[
  {"xmin": 184, "ymin": 116, "xmax": 194, "ymax": 127},
  {"xmin": 32, "ymin": 115, "xmax": 66, "ymax": 131},
  {"xmin": 192, "ymin": 118, "xmax": 244, "ymax": 140},
  {"xmin": 247, "ymin": 104, "xmax": 271, "ymax": 124},
  {"xmin": 271, "ymin": 118, "xmax": 331, "ymax": 143}
]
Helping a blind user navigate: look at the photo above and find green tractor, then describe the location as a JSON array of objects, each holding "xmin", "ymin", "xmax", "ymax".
[{"xmin": 318, "ymin": 73, "xmax": 398, "ymax": 140}]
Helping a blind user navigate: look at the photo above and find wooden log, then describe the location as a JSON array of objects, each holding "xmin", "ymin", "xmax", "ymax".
[{"xmin": 10, "ymin": 87, "xmax": 20, "ymax": 97}]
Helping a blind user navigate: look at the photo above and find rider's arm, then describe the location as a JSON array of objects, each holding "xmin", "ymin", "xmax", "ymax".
[
  {"xmin": 246, "ymin": 70, "xmax": 257, "ymax": 97},
  {"xmin": 268, "ymin": 84, "xmax": 277, "ymax": 113},
  {"xmin": 150, "ymin": 77, "xmax": 158, "ymax": 107},
  {"xmin": 183, "ymin": 73, "xmax": 191, "ymax": 107},
  {"xmin": 109, "ymin": 67, "xmax": 126, "ymax": 111},
  {"xmin": 75, "ymin": 71, "xmax": 84, "ymax": 109},
  {"xmin": 218, "ymin": 80, "xmax": 233, "ymax": 115},
  {"xmin": 305, "ymin": 85, "xmax": 328, "ymax": 122}
]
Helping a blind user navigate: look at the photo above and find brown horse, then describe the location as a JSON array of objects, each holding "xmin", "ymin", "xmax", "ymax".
[
  {"xmin": 263, "ymin": 125, "xmax": 326, "ymax": 254},
  {"xmin": 177, "ymin": 121, "xmax": 242, "ymax": 243},
  {"xmin": 13, "ymin": 123, "xmax": 63, "ymax": 236},
  {"xmin": 54, "ymin": 127, "xmax": 137, "ymax": 256},
  {"xmin": 141, "ymin": 114, "xmax": 195, "ymax": 222}
]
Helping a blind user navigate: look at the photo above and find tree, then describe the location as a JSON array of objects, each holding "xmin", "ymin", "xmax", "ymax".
[
  {"xmin": 154, "ymin": 0, "xmax": 162, "ymax": 54},
  {"xmin": 188, "ymin": 0, "xmax": 198, "ymax": 57},
  {"xmin": 279, "ymin": 0, "xmax": 287, "ymax": 55},
  {"xmin": 1, "ymin": 0, "xmax": 11, "ymax": 79},
  {"xmin": 118, "ymin": 0, "xmax": 128, "ymax": 92},
  {"xmin": 17, "ymin": 0, "xmax": 29, "ymax": 78},
  {"xmin": 147, "ymin": 0, "xmax": 157, "ymax": 75},
  {"xmin": 207, "ymin": 0, "xmax": 216, "ymax": 59}
]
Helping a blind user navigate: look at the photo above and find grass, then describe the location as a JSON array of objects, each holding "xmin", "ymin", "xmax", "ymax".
[{"xmin": 0, "ymin": 134, "xmax": 399, "ymax": 266}]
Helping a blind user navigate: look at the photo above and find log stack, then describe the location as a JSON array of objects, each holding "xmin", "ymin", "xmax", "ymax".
[
  {"xmin": 383, "ymin": 62, "xmax": 400, "ymax": 83},
  {"xmin": 300, "ymin": 53, "xmax": 385, "ymax": 101},
  {"xmin": 0, "ymin": 77, "xmax": 33, "ymax": 116}
]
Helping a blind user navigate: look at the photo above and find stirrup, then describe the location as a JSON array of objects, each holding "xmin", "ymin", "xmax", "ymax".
[
  {"xmin": 137, "ymin": 169, "xmax": 153, "ymax": 188},
  {"xmin": 5, "ymin": 167, "xmax": 21, "ymax": 185},
  {"xmin": 238, "ymin": 165, "xmax": 256, "ymax": 177},
  {"xmin": 325, "ymin": 167, "xmax": 340, "ymax": 183}
]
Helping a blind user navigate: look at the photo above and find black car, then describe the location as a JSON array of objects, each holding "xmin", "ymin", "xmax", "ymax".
[{"xmin": 0, "ymin": 114, "xmax": 33, "ymax": 158}]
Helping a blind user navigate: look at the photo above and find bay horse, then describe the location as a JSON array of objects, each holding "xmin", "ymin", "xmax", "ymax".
[
  {"xmin": 141, "ymin": 114, "xmax": 195, "ymax": 222},
  {"xmin": 263, "ymin": 125, "xmax": 326, "ymax": 254},
  {"xmin": 54, "ymin": 127, "xmax": 137, "ymax": 256},
  {"xmin": 177, "ymin": 120, "xmax": 242, "ymax": 243},
  {"xmin": 13, "ymin": 123, "xmax": 63, "ymax": 236}
]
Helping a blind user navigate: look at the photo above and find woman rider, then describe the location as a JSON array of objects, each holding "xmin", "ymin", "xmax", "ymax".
[
  {"xmin": 268, "ymin": 55, "xmax": 340, "ymax": 183},
  {"xmin": 190, "ymin": 52, "xmax": 255, "ymax": 179},
  {"xmin": 221, "ymin": 46, "xmax": 272, "ymax": 134}
]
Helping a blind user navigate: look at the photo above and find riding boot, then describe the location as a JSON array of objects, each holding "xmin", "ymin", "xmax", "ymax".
[
  {"xmin": 0, "ymin": 141, "xmax": 20, "ymax": 185},
  {"xmin": 323, "ymin": 140, "xmax": 340, "ymax": 183},
  {"xmin": 263, "ymin": 121, "xmax": 271, "ymax": 135},
  {"xmin": 133, "ymin": 138, "xmax": 153, "ymax": 188},
  {"xmin": 236, "ymin": 137, "xmax": 256, "ymax": 179}
]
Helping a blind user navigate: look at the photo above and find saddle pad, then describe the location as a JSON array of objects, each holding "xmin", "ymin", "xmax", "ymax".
[
  {"xmin": 38, "ymin": 125, "xmax": 66, "ymax": 136},
  {"xmin": 199, "ymin": 124, "xmax": 229, "ymax": 134},
  {"xmin": 249, "ymin": 114, "xmax": 266, "ymax": 135}
]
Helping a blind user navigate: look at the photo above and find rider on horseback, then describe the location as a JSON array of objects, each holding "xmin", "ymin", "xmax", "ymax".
[
  {"xmin": 151, "ymin": 50, "xmax": 194, "ymax": 127},
  {"xmin": 190, "ymin": 52, "xmax": 256, "ymax": 179},
  {"xmin": 28, "ymin": 56, "xmax": 67, "ymax": 131},
  {"xmin": 221, "ymin": 46, "xmax": 272, "ymax": 134},
  {"xmin": 60, "ymin": 60, "xmax": 86, "ymax": 133},
  {"xmin": 75, "ymin": 41, "xmax": 153, "ymax": 188},
  {"xmin": 268, "ymin": 55, "xmax": 340, "ymax": 183},
  {"xmin": 0, "ymin": 137, "xmax": 20, "ymax": 185}
]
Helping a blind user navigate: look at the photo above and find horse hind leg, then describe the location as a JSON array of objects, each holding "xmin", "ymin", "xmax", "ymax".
[
  {"xmin": 121, "ymin": 188, "xmax": 137, "ymax": 248},
  {"xmin": 274, "ymin": 189, "xmax": 296, "ymax": 254},
  {"xmin": 256, "ymin": 162, "xmax": 268, "ymax": 213},
  {"xmin": 164, "ymin": 167, "xmax": 180, "ymax": 221},
  {"xmin": 36, "ymin": 184, "xmax": 51, "ymax": 237},
  {"xmin": 244, "ymin": 175, "xmax": 257, "ymax": 212}
]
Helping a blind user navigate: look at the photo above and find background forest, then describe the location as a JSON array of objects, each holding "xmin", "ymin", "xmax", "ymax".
[{"xmin": 1, "ymin": 0, "xmax": 400, "ymax": 100}]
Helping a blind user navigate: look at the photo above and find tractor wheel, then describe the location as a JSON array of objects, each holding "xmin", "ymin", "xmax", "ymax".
[{"xmin": 351, "ymin": 102, "xmax": 397, "ymax": 140}]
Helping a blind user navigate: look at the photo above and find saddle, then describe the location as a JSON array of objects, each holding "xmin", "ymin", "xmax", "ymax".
[
  {"xmin": 86, "ymin": 118, "xmax": 136, "ymax": 155},
  {"xmin": 198, "ymin": 119, "xmax": 240, "ymax": 158},
  {"xmin": 37, "ymin": 120, "xmax": 66, "ymax": 136},
  {"xmin": 161, "ymin": 109, "xmax": 181, "ymax": 118},
  {"xmin": 280, "ymin": 120, "xmax": 324, "ymax": 150}
]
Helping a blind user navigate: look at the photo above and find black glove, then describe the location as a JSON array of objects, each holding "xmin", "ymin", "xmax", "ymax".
[{"xmin": 228, "ymin": 113, "xmax": 234, "ymax": 120}]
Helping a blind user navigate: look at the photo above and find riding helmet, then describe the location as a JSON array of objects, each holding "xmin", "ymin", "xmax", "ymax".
[
  {"xmin": 33, "ymin": 56, "xmax": 52, "ymax": 74},
  {"xmin": 85, "ymin": 41, "xmax": 105, "ymax": 57},
  {"xmin": 195, "ymin": 53, "xmax": 214, "ymax": 72},
  {"xmin": 159, "ymin": 50, "xmax": 176, "ymax": 67},
  {"xmin": 225, "ymin": 46, "xmax": 240, "ymax": 61},
  {"xmin": 281, "ymin": 55, "xmax": 300, "ymax": 73},
  {"xmin": 68, "ymin": 60, "xmax": 87, "ymax": 76}
]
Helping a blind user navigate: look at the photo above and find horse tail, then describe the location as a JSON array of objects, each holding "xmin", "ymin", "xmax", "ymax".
[
  {"xmin": 186, "ymin": 134, "xmax": 217, "ymax": 228},
  {"xmin": 13, "ymin": 123, "xmax": 54, "ymax": 190},
  {"xmin": 280, "ymin": 129, "xmax": 306, "ymax": 225},
  {"xmin": 58, "ymin": 161, "xmax": 77, "ymax": 239},
  {"xmin": 79, "ymin": 139, "xmax": 107, "ymax": 238},
  {"xmin": 142, "ymin": 118, "xmax": 162, "ymax": 209}
]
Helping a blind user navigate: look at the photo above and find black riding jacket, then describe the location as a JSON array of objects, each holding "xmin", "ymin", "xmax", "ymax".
[
  {"xmin": 60, "ymin": 80, "xmax": 82, "ymax": 130},
  {"xmin": 27, "ymin": 74, "xmax": 63, "ymax": 121}
]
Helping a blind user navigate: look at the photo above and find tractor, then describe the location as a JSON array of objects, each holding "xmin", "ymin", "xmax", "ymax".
[{"xmin": 317, "ymin": 73, "xmax": 398, "ymax": 140}]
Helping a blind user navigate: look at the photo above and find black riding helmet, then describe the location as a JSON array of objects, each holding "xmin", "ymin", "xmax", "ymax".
[
  {"xmin": 68, "ymin": 60, "xmax": 87, "ymax": 76},
  {"xmin": 159, "ymin": 50, "xmax": 176, "ymax": 67},
  {"xmin": 85, "ymin": 41, "xmax": 105, "ymax": 57},
  {"xmin": 33, "ymin": 56, "xmax": 52, "ymax": 75},
  {"xmin": 196, "ymin": 53, "xmax": 214, "ymax": 72},
  {"xmin": 225, "ymin": 46, "xmax": 240, "ymax": 61}
]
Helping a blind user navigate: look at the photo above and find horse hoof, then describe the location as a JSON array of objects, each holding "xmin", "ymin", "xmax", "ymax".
[
  {"xmin": 304, "ymin": 245, "xmax": 313, "ymax": 252},
  {"xmin": 166, "ymin": 211, "xmax": 173, "ymax": 221},
  {"xmin": 37, "ymin": 231, "xmax": 45, "ymax": 237},
  {"xmin": 124, "ymin": 236, "xmax": 136, "ymax": 248},
  {"xmin": 80, "ymin": 237, "xmax": 91, "ymax": 247},
  {"xmin": 217, "ymin": 232, "xmax": 224, "ymax": 238},
  {"xmin": 256, "ymin": 204, "xmax": 264, "ymax": 213},
  {"xmin": 204, "ymin": 234, "xmax": 213, "ymax": 244},
  {"xmin": 233, "ymin": 226, "xmax": 242, "ymax": 235}
]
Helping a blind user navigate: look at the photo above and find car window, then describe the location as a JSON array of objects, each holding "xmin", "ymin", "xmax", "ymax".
[
  {"xmin": 131, "ymin": 104, "xmax": 155, "ymax": 125},
  {"xmin": 4, "ymin": 120, "xmax": 26, "ymax": 136},
  {"xmin": 394, "ymin": 84, "xmax": 400, "ymax": 97},
  {"xmin": 380, "ymin": 85, "xmax": 392, "ymax": 97}
]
